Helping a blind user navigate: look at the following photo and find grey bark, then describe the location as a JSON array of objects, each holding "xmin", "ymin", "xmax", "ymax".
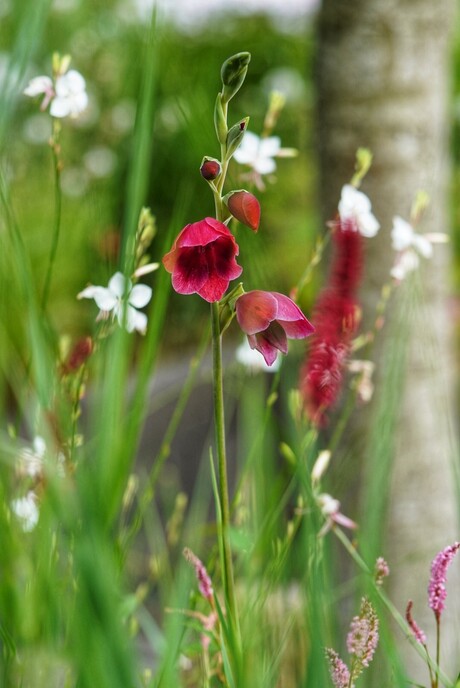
[{"xmin": 316, "ymin": 0, "xmax": 459, "ymax": 682}]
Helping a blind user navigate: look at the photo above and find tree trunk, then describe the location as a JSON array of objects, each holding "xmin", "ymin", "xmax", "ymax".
[{"xmin": 315, "ymin": 0, "xmax": 459, "ymax": 681}]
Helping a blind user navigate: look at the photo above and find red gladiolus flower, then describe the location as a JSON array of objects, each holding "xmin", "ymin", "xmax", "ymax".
[
  {"xmin": 236, "ymin": 290, "xmax": 315, "ymax": 366},
  {"xmin": 162, "ymin": 217, "xmax": 243, "ymax": 303}
]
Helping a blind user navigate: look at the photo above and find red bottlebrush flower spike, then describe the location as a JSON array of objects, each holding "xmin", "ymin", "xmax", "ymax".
[
  {"xmin": 300, "ymin": 218, "xmax": 364, "ymax": 425},
  {"xmin": 162, "ymin": 217, "xmax": 243, "ymax": 303}
]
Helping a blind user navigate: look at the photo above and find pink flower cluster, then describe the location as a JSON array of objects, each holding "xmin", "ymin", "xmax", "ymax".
[
  {"xmin": 183, "ymin": 547, "xmax": 214, "ymax": 602},
  {"xmin": 374, "ymin": 557, "xmax": 390, "ymax": 586},
  {"xmin": 428, "ymin": 541, "xmax": 460, "ymax": 621},
  {"xmin": 325, "ymin": 648, "xmax": 351, "ymax": 688},
  {"xmin": 346, "ymin": 598, "xmax": 379, "ymax": 670},
  {"xmin": 326, "ymin": 597, "xmax": 379, "ymax": 687}
]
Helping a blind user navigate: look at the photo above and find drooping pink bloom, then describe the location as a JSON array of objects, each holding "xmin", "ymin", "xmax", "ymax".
[
  {"xmin": 316, "ymin": 493, "xmax": 358, "ymax": 537},
  {"xmin": 325, "ymin": 648, "xmax": 351, "ymax": 688},
  {"xmin": 162, "ymin": 217, "xmax": 242, "ymax": 302},
  {"xmin": 405, "ymin": 600, "xmax": 427, "ymax": 645},
  {"xmin": 428, "ymin": 541, "xmax": 460, "ymax": 621},
  {"xmin": 300, "ymin": 218, "xmax": 364, "ymax": 425},
  {"xmin": 183, "ymin": 547, "xmax": 214, "ymax": 602},
  {"xmin": 346, "ymin": 598, "xmax": 379, "ymax": 674},
  {"xmin": 235, "ymin": 290, "xmax": 315, "ymax": 366}
]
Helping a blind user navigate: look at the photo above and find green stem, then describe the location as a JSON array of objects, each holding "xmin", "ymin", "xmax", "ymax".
[
  {"xmin": 435, "ymin": 618, "xmax": 441, "ymax": 688},
  {"xmin": 211, "ymin": 300, "xmax": 238, "ymax": 636},
  {"xmin": 41, "ymin": 119, "xmax": 62, "ymax": 312}
]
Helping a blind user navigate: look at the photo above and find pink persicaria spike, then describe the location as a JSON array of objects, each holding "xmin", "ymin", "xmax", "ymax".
[
  {"xmin": 346, "ymin": 597, "xmax": 379, "ymax": 679},
  {"xmin": 325, "ymin": 648, "xmax": 351, "ymax": 688},
  {"xmin": 405, "ymin": 600, "xmax": 427, "ymax": 645},
  {"xmin": 183, "ymin": 547, "xmax": 214, "ymax": 602},
  {"xmin": 374, "ymin": 557, "xmax": 390, "ymax": 586},
  {"xmin": 428, "ymin": 541, "xmax": 460, "ymax": 621}
]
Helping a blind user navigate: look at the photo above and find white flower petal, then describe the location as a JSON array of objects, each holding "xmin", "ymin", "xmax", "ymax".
[
  {"xmin": 253, "ymin": 157, "xmax": 277, "ymax": 175},
  {"xmin": 339, "ymin": 184, "xmax": 371, "ymax": 218},
  {"xmin": 108, "ymin": 272, "xmax": 129, "ymax": 298},
  {"xmin": 357, "ymin": 212, "xmax": 380, "ymax": 237},
  {"xmin": 50, "ymin": 97, "xmax": 71, "ymax": 118},
  {"xmin": 413, "ymin": 233, "xmax": 433, "ymax": 259},
  {"xmin": 391, "ymin": 250, "xmax": 420, "ymax": 281},
  {"xmin": 391, "ymin": 216, "xmax": 414, "ymax": 251},
  {"xmin": 78, "ymin": 285, "xmax": 118, "ymax": 311},
  {"xmin": 259, "ymin": 136, "xmax": 281, "ymax": 158},
  {"xmin": 129, "ymin": 284, "xmax": 152, "ymax": 308},
  {"xmin": 119, "ymin": 306, "xmax": 147, "ymax": 334},
  {"xmin": 23, "ymin": 76, "xmax": 53, "ymax": 97},
  {"xmin": 33, "ymin": 436, "xmax": 46, "ymax": 457},
  {"xmin": 11, "ymin": 492, "xmax": 39, "ymax": 532}
]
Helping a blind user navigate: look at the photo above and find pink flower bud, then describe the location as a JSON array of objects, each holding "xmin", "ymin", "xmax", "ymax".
[{"xmin": 224, "ymin": 190, "xmax": 260, "ymax": 231}]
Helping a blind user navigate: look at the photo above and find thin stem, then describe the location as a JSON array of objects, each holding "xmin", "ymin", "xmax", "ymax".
[
  {"xmin": 41, "ymin": 118, "xmax": 62, "ymax": 312},
  {"xmin": 210, "ymin": 300, "xmax": 238, "ymax": 635},
  {"xmin": 435, "ymin": 617, "xmax": 441, "ymax": 688}
]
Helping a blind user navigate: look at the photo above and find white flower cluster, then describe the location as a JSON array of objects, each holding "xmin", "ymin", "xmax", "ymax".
[
  {"xmin": 78, "ymin": 272, "xmax": 153, "ymax": 335},
  {"xmin": 24, "ymin": 63, "xmax": 88, "ymax": 119}
]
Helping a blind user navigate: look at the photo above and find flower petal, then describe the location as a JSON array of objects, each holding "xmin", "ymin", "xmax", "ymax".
[
  {"xmin": 253, "ymin": 157, "xmax": 277, "ymax": 175},
  {"xmin": 259, "ymin": 136, "xmax": 281, "ymax": 158},
  {"xmin": 271, "ymin": 292, "xmax": 315, "ymax": 338},
  {"xmin": 391, "ymin": 216, "xmax": 414, "ymax": 251},
  {"xmin": 210, "ymin": 236, "xmax": 243, "ymax": 280},
  {"xmin": 357, "ymin": 212, "xmax": 380, "ymax": 238},
  {"xmin": 108, "ymin": 272, "xmax": 129, "ymax": 298},
  {"xmin": 413, "ymin": 233, "xmax": 433, "ymax": 259},
  {"xmin": 77, "ymin": 286, "xmax": 118, "ymax": 311},
  {"xmin": 24, "ymin": 76, "xmax": 53, "ymax": 97},
  {"xmin": 236, "ymin": 291, "xmax": 278, "ymax": 335},
  {"xmin": 248, "ymin": 334, "xmax": 278, "ymax": 367},
  {"xmin": 50, "ymin": 97, "xmax": 71, "ymax": 118},
  {"xmin": 172, "ymin": 246, "xmax": 209, "ymax": 295},
  {"xmin": 129, "ymin": 284, "xmax": 152, "ymax": 308},
  {"xmin": 197, "ymin": 274, "xmax": 230, "ymax": 302}
]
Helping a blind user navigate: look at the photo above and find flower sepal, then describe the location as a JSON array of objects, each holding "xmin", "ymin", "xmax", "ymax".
[{"xmin": 219, "ymin": 282, "xmax": 245, "ymax": 333}]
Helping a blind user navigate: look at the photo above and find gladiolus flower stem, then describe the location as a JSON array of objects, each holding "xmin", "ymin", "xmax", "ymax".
[
  {"xmin": 210, "ymin": 300, "xmax": 240, "ymax": 644},
  {"xmin": 41, "ymin": 118, "xmax": 63, "ymax": 312}
]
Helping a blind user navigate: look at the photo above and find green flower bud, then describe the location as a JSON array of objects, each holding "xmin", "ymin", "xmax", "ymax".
[
  {"xmin": 226, "ymin": 117, "xmax": 249, "ymax": 159},
  {"xmin": 221, "ymin": 52, "xmax": 251, "ymax": 104},
  {"xmin": 214, "ymin": 93, "xmax": 227, "ymax": 145}
]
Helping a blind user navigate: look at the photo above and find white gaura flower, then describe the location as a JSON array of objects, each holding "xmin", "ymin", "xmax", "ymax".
[
  {"xmin": 391, "ymin": 215, "xmax": 433, "ymax": 258},
  {"xmin": 24, "ymin": 66, "xmax": 88, "ymax": 119},
  {"xmin": 390, "ymin": 215, "xmax": 448, "ymax": 281},
  {"xmin": 233, "ymin": 131, "xmax": 297, "ymax": 189},
  {"xmin": 18, "ymin": 436, "xmax": 46, "ymax": 479},
  {"xmin": 338, "ymin": 184, "xmax": 380, "ymax": 238},
  {"xmin": 233, "ymin": 131, "xmax": 282, "ymax": 174},
  {"xmin": 11, "ymin": 492, "xmax": 39, "ymax": 532},
  {"xmin": 51, "ymin": 69, "xmax": 88, "ymax": 118},
  {"xmin": 78, "ymin": 272, "xmax": 152, "ymax": 334}
]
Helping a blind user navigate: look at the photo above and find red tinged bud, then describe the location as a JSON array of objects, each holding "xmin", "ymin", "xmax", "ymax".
[
  {"xmin": 162, "ymin": 217, "xmax": 243, "ymax": 303},
  {"xmin": 63, "ymin": 336, "xmax": 93, "ymax": 374},
  {"xmin": 224, "ymin": 189, "xmax": 260, "ymax": 231},
  {"xmin": 200, "ymin": 157, "xmax": 221, "ymax": 181}
]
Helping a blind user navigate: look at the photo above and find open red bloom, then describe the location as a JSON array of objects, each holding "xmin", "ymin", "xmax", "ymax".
[
  {"xmin": 236, "ymin": 290, "xmax": 314, "ymax": 366},
  {"xmin": 162, "ymin": 217, "xmax": 243, "ymax": 303}
]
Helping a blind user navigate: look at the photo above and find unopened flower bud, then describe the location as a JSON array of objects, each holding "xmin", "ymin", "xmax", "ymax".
[
  {"xmin": 200, "ymin": 157, "xmax": 221, "ymax": 181},
  {"xmin": 221, "ymin": 52, "xmax": 251, "ymax": 104},
  {"xmin": 223, "ymin": 189, "xmax": 260, "ymax": 231},
  {"xmin": 226, "ymin": 117, "xmax": 249, "ymax": 159}
]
